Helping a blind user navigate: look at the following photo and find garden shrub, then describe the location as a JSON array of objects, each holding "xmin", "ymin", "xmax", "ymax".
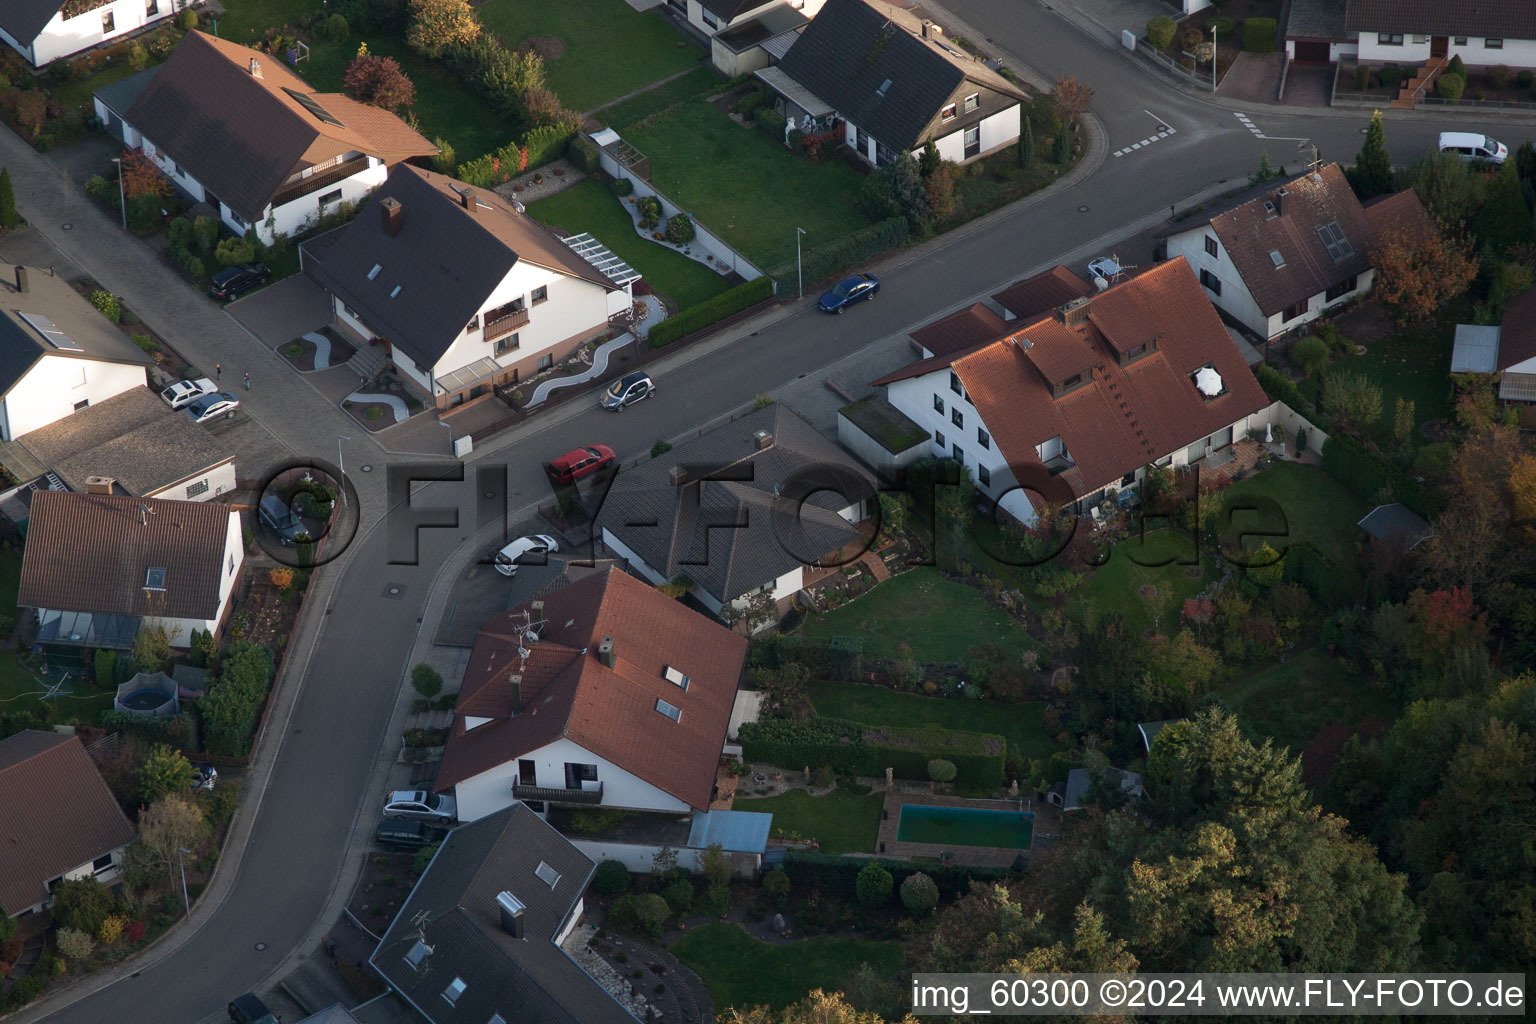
[
  {"xmin": 192, "ymin": 215, "xmax": 219, "ymax": 255},
  {"xmin": 1437, "ymin": 74, "xmax": 1466, "ymax": 100},
  {"xmin": 1320, "ymin": 433, "xmax": 1438, "ymax": 518},
  {"xmin": 1489, "ymin": 64, "xmax": 1513, "ymax": 89},
  {"xmin": 738, "ymin": 716, "xmax": 1006, "ymax": 788},
  {"xmin": 610, "ymin": 177, "xmax": 633, "ymax": 197},
  {"xmin": 1209, "ymin": 15, "xmax": 1235, "ymax": 35},
  {"xmin": 762, "ymin": 868, "xmax": 791, "ymax": 905},
  {"xmin": 186, "ymin": 257, "xmax": 204, "ymax": 279},
  {"xmin": 456, "ymin": 154, "xmax": 496, "ymax": 188},
  {"xmin": 1291, "ymin": 335, "xmax": 1329, "ymax": 376},
  {"xmin": 734, "ymin": 88, "xmax": 766, "ymax": 116},
  {"xmin": 215, "ymin": 236, "xmax": 256, "ymax": 267},
  {"xmin": 431, "ymin": 138, "xmax": 456, "ymax": 174},
  {"xmin": 927, "ymin": 758, "xmax": 957, "ymax": 783},
  {"xmin": 647, "ymin": 276, "xmax": 774, "ymax": 349},
  {"xmin": 176, "ymin": 8, "xmax": 197, "ymax": 29},
  {"xmin": 1146, "ymin": 16, "xmax": 1176, "ymax": 49},
  {"xmin": 633, "ymin": 893, "xmax": 670, "ymax": 939},
  {"xmin": 522, "ymin": 124, "xmax": 573, "ymax": 171},
  {"xmin": 1052, "ymin": 131, "xmax": 1071, "ymax": 164},
  {"xmin": 1241, "ymin": 18, "xmax": 1277, "ymax": 52},
  {"xmin": 411, "ymin": 663, "xmax": 444, "ymax": 698},
  {"xmin": 1354, "ymin": 65, "xmax": 1369, "ymax": 91},
  {"xmin": 634, "ymin": 194, "xmax": 662, "ymax": 229},
  {"xmin": 50, "ymin": 878, "xmax": 115, "ymax": 936},
  {"xmin": 89, "ymin": 291, "xmax": 121, "ymax": 323},
  {"xmin": 662, "ymin": 878, "xmax": 694, "ymax": 917},
  {"xmin": 855, "ymin": 863, "xmax": 893, "ymax": 908},
  {"xmin": 699, "ymin": 883, "xmax": 732, "ymax": 918},
  {"xmin": 757, "ymin": 108, "xmax": 786, "ymax": 140},
  {"xmin": 769, "ymin": 217, "xmax": 908, "ymax": 298},
  {"xmin": 1520, "ymin": 70, "xmax": 1534, "ymax": 88},
  {"xmin": 413, "ymin": 842, "xmax": 441, "ymax": 875},
  {"xmin": 665, "ymin": 212, "xmax": 695, "ymax": 245},
  {"xmin": 594, "ymin": 859, "xmax": 630, "ymax": 897},
  {"xmin": 811, "ymin": 765, "xmax": 835, "ymax": 788},
  {"xmin": 900, "ymin": 872, "xmax": 939, "ymax": 916},
  {"xmin": 320, "ymin": 14, "xmax": 351, "ymax": 41},
  {"xmin": 1281, "ymin": 541, "xmax": 1350, "ymax": 610},
  {"xmin": 6, "ymin": 974, "xmax": 46, "ymax": 1009},
  {"xmin": 567, "ymin": 133, "xmax": 601, "ymax": 173}
]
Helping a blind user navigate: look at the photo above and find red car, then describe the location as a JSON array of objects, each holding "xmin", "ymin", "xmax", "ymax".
[{"xmin": 545, "ymin": 444, "xmax": 615, "ymax": 485}]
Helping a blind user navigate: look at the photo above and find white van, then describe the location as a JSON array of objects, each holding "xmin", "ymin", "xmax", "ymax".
[{"xmin": 1438, "ymin": 131, "xmax": 1508, "ymax": 164}]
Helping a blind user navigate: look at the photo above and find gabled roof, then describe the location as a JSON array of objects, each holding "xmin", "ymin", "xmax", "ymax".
[
  {"xmin": 1361, "ymin": 188, "xmax": 1435, "ymax": 244},
  {"xmin": 598, "ymin": 403, "xmax": 877, "ymax": 605},
  {"xmin": 1344, "ymin": 0, "xmax": 1536, "ymax": 38},
  {"xmin": 121, "ymin": 32, "xmax": 435, "ymax": 222},
  {"xmin": 991, "ymin": 265, "xmax": 1093, "ymax": 321},
  {"xmin": 0, "ymin": 0, "xmax": 71, "ymax": 47},
  {"xmin": 1451, "ymin": 324, "xmax": 1500, "ymax": 374},
  {"xmin": 879, "ymin": 259, "xmax": 1269, "ymax": 500},
  {"xmin": 909, "ymin": 302, "xmax": 1007, "ymax": 358},
  {"xmin": 371, "ymin": 804, "xmax": 631, "ymax": 1024},
  {"xmin": 1287, "ymin": 0, "xmax": 1349, "ymax": 39},
  {"xmin": 0, "ymin": 731, "xmax": 135, "ymax": 914},
  {"xmin": 305, "ymin": 164, "xmax": 614, "ymax": 372},
  {"xmin": 1498, "ymin": 286, "xmax": 1536, "ymax": 371},
  {"xmin": 436, "ymin": 568, "xmax": 749, "ymax": 810},
  {"xmin": 0, "ymin": 263, "xmax": 152, "ymax": 399},
  {"xmin": 18, "ymin": 491, "xmax": 236, "ymax": 619},
  {"xmin": 775, "ymin": 0, "xmax": 1027, "ymax": 152},
  {"xmin": 1060, "ymin": 766, "xmax": 1143, "ymax": 810},
  {"xmin": 1206, "ymin": 164, "xmax": 1375, "ymax": 317}
]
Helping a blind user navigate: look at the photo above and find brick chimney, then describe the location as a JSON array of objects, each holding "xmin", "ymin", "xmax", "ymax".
[
  {"xmin": 1057, "ymin": 296, "xmax": 1091, "ymax": 326},
  {"xmin": 14, "ymin": 266, "xmax": 27, "ymax": 293},
  {"xmin": 461, "ymin": 188, "xmax": 478, "ymax": 214},
  {"xmin": 597, "ymin": 636, "xmax": 616, "ymax": 668},
  {"xmin": 86, "ymin": 476, "xmax": 115, "ymax": 495},
  {"xmin": 379, "ymin": 196, "xmax": 402, "ymax": 237},
  {"xmin": 1274, "ymin": 187, "xmax": 1288, "ymax": 216},
  {"xmin": 753, "ymin": 429, "xmax": 774, "ymax": 451},
  {"xmin": 668, "ymin": 465, "xmax": 687, "ymax": 485},
  {"xmin": 248, "ymin": 58, "xmax": 262, "ymax": 78}
]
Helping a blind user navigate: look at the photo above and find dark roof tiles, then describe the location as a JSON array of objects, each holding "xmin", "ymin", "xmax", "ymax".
[
  {"xmin": 991, "ymin": 265, "xmax": 1092, "ymax": 321},
  {"xmin": 1344, "ymin": 0, "xmax": 1536, "ymax": 38}
]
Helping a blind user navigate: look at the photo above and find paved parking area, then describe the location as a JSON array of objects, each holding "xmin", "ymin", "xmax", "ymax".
[
  {"xmin": 1283, "ymin": 65, "xmax": 1335, "ymax": 106},
  {"xmin": 200, "ymin": 408, "xmax": 301, "ymax": 484},
  {"xmin": 228, "ymin": 274, "xmax": 333, "ymax": 351},
  {"xmin": 1221, "ymin": 52, "xmax": 1285, "ymax": 104}
]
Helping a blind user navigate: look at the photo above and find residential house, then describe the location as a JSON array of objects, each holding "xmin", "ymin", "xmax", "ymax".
[
  {"xmin": 908, "ymin": 302, "xmax": 1008, "ymax": 359},
  {"xmin": 1286, "ymin": 0, "xmax": 1354, "ymax": 65},
  {"xmin": 1344, "ymin": 0, "xmax": 1536, "ymax": 71},
  {"xmin": 0, "ymin": 263, "xmax": 151, "ymax": 442},
  {"xmin": 1048, "ymin": 767, "xmax": 1144, "ymax": 811},
  {"xmin": 872, "ymin": 258, "xmax": 1270, "ymax": 524},
  {"xmin": 303, "ymin": 164, "xmax": 625, "ymax": 411},
  {"xmin": 436, "ymin": 568, "xmax": 749, "ymax": 825},
  {"xmin": 0, "ymin": 731, "xmax": 136, "ymax": 916},
  {"xmin": 684, "ymin": 0, "xmax": 822, "ymax": 38},
  {"xmin": 0, "ymin": 0, "xmax": 180, "ymax": 68},
  {"xmin": 97, "ymin": 31, "xmax": 436, "ymax": 243},
  {"xmin": 1163, "ymin": 163, "xmax": 1430, "ymax": 340},
  {"xmin": 710, "ymin": 4, "xmax": 811, "ymax": 76},
  {"xmin": 598, "ymin": 402, "xmax": 878, "ymax": 620},
  {"xmin": 18, "ymin": 491, "xmax": 244, "ymax": 650},
  {"xmin": 370, "ymin": 804, "xmax": 635, "ymax": 1024},
  {"xmin": 762, "ymin": 0, "xmax": 1027, "ymax": 166},
  {"xmin": 991, "ymin": 265, "xmax": 1093, "ymax": 324},
  {"xmin": 2, "ymin": 387, "xmax": 235, "ymax": 501}
]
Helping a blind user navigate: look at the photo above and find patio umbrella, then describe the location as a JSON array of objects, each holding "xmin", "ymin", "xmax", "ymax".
[{"xmin": 1194, "ymin": 367, "xmax": 1223, "ymax": 397}]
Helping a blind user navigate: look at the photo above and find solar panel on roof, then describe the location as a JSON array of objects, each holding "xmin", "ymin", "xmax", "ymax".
[
  {"xmin": 18, "ymin": 312, "xmax": 83, "ymax": 351},
  {"xmin": 282, "ymin": 88, "xmax": 345, "ymax": 128}
]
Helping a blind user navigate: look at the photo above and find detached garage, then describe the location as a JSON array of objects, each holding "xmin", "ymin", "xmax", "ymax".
[{"xmin": 1285, "ymin": 0, "xmax": 1355, "ymax": 66}]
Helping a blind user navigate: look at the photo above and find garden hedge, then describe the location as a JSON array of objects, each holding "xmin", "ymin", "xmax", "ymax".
[
  {"xmin": 1281, "ymin": 540, "xmax": 1352, "ymax": 610},
  {"xmin": 782, "ymin": 852, "xmax": 1009, "ymax": 900},
  {"xmin": 757, "ymin": 109, "xmax": 786, "ymax": 140},
  {"xmin": 1242, "ymin": 18, "xmax": 1277, "ymax": 52},
  {"xmin": 739, "ymin": 716, "xmax": 1006, "ymax": 788},
  {"xmin": 1320, "ymin": 433, "xmax": 1439, "ymax": 519},
  {"xmin": 768, "ymin": 217, "xmax": 909, "ymax": 298},
  {"xmin": 748, "ymin": 633, "xmax": 863, "ymax": 680},
  {"xmin": 524, "ymin": 124, "xmax": 574, "ymax": 171},
  {"xmin": 567, "ymin": 134, "xmax": 601, "ymax": 173},
  {"xmin": 648, "ymin": 276, "xmax": 774, "ymax": 348}
]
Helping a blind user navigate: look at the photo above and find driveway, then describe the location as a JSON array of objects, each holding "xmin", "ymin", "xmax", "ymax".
[
  {"xmin": 228, "ymin": 274, "xmax": 334, "ymax": 353},
  {"xmin": 1282, "ymin": 64, "xmax": 1336, "ymax": 106},
  {"xmin": 1221, "ymin": 52, "xmax": 1285, "ymax": 104}
]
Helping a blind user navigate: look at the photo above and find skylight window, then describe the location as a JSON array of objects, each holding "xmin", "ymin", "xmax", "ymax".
[
  {"xmin": 1316, "ymin": 221, "xmax": 1354, "ymax": 262},
  {"xmin": 442, "ymin": 977, "xmax": 466, "ymax": 1005},
  {"xmin": 390, "ymin": 285, "xmax": 403, "ymax": 298},
  {"xmin": 404, "ymin": 940, "xmax": 432, "ymax": 970},
  {"xmin": 144, "ymin": 567, "xmax": 167, "ymax": 590},
  {"xmin": 1262, "ymin": 200, "xmax": 1276, "ymax": 219},
  {"xmin": 656, "ymin": 698, "xmax": 682, "ymax": 722},
  {"xmin": 876, "ymin": 78, "xmax": 891, "ymax": 97},
  {"xmin": 664, "ymin": 666, "xmax": 690, "ymax": 690},
  {"xmin": 535, "ymin": 861, "xmax": 560, "ymax": 888},
  {"xmin": 367, "ymin": 264, "xmax": 382, "ymax": 280},
  {"xmin": 1269, "ymin": 250, "xmax": 1286, "ymax": 268}
]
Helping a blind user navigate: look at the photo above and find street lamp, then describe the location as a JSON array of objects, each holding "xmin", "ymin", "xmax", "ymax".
[
  {"xmin": 336, "ymin": 435, "xmax": 349, "ymax": 507},
  {"xmin": 795, "ymin": 227, "xmax": 807, "ymax": 299},
  {"xmin": 176, "ymin": 847, "xmax": 192, "ymax": 917},
  {"xmin": 1211, "ymin": 23, "xmax": 1218, "ymax": 92},
  {"xmin": 109, "ymin": 157, "xmax": 126, "ymax": 230},
  {"xmin": 441, "ymin": 419, "xmax": 454, "ymax": 455}
]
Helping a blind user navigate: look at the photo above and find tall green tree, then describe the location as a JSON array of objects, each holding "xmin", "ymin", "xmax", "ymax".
[
  {"xmin": 1018, "ymin": 117, "xmax": 1034, "ymax": 167},
  {"xmin": 918, "ymin": 138, "xmax": 940, "ymax": 177},
  {"xmin": 1396, "ymin": 150, "xmax": 1486, "ymax": 229},
  {"xmin": 140, "ymin": 744, "xmax": 194, "ymax": 805},
  {"xmin": 1348, "ymin": 110, "xmax": 1394, "ymax": 200},
  {"xmin": 1473, "ymin": 157, "xmax": 1534, "ymax": 257},
  {"xmin": 0, "ymin": 168, "xmax": 19, "ymax": 230}
]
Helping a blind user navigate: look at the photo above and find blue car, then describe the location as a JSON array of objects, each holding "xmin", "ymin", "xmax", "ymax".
[{"xmin": 818, "ymin": 273, "xmax": 880, "ymax": 313}]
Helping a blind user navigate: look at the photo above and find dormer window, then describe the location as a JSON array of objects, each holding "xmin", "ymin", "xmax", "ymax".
[
  {"xmin": 940, "ymin": 103, "xmax": 957, "ymax": 121},
  {"xmin": 1118, "ymin": 341, "xmax": 1149, "ymax": 366},
  {"xmin": 963, "ymin": 92, "xmax": 979, "ymax": 112},
  {"xmin": 1054, "ymin": 372, "xmax": 1088, "ymax": 397}
]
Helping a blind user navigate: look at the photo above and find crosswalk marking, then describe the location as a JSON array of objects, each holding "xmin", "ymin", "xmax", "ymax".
[{"xmin": 1112, "ymin": 125, "xmax": 1177, "ymax": 158}]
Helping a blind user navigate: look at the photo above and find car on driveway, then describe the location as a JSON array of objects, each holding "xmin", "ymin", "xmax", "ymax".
[
  {"xmin": 545, "ymin": 444, "xmax": 615, "ymax": 485},
  {"xmin": 1438, "ymin": 131, "xmax": 1507, "ymax": 164},
  {"xmin": 160, "ymin": 378, "xmax": 217, "ymax": 410},
  {"xmin": 1088, "ymin": 256, "xmax": 1122, "ymax": 280},
  {"xmin": 228, "ymin": 993, "xmax": 278, "ymax": 1024},
  {"xmin": 376, "ymin": 819, "xmax": 450, "ymax": 850},
  {"xmin": 818, "ymin": 273, "xmax": 879, "ymax": 313},
  {"xmin": 383, "ymin": 789, "xmax": 457, "ymax": 823},
  {"xmin": 207, "ymin": 263, "xmax": 271, "ymax": 301},
  {"xmin": 601, "ymin": 371, "xmax": 655, "ymax": 412},
  {"xmin": 258, "ymin": 495, "xmax": 309, "ymax": 546},
  {"xmin": 186, "ymin": 391, "xmax": 240, "ymax": 423},
  {"xmin": 494, "ymin": 534, "xmax": 559, "ymax": 577}
]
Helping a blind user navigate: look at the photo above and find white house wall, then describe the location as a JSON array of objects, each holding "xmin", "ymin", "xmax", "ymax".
[
  {"xmin": 18, "ymin": 0, "xmax": 177, "ymax": 66},
  {"xmin": 453, "ymin": 735, "xmax": 693, "ymax": 823},
  {"xmin": 259, "ymin": 158, "xmax": 387, "ymax": 243},
  {"xmin": 1357, "ymin": 33, "xmax": 1536, "ymax": 68},
  {"xmin": 430, "ymin": 260, "xmax": 610, "ymax": 378},
  {"xmin": 0, "ymin": 356, "xmax": 147, "ymax": 440},
  {"xmin": 1166, "ymin": 227, "xmax": 1270, "ymax": 337},
  {"xmin": 1258, "ymin": 268, "xmax": 1374, "ymax": 338},
  {"xmin": 572, "ymin": 839, "xmax": 707, "ymax": 875},
  {"xmin": 146, "ymin": 460, "xmax": 238, "ymax": 503},
  {"xmin": 24, "ymin": 846, "xmax": 129, "ymax": 914},
  {"xmin": 935, "ymin": 104, "xmax": 1022, "ymax": 164}
]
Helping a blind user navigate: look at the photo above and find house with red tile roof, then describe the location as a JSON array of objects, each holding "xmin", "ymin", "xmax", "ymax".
[
  {"xmin": 0, "ymin": 731, "xmax": 135, "ymax": 917},
  {"xmin": 1164, "ymin": 163, "xmax": 1430, "ymax": 340},
  {"xmin": 873, "ymin": 257, "xmax": 1269, "ymax": 523},
  {"xmin": 436, "ymin": 568, "xmax": 748, "ymax": 824}
]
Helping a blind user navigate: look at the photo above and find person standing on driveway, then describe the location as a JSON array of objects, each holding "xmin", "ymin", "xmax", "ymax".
[
  {"xmin": 215, "ymin": 362, "xmax": 221, "ymax": 381},
  {"xmin": 243, "ymin": 371, "xmax": 251, "ymax": 391}
]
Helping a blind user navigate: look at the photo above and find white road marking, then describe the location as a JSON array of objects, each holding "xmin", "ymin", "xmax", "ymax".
[
  {"xmin": 1233, "ymin": 112, "xmax": 1312, "ymax": 142},
  {"xmin": 1113, "ymin": 112, "xmax": 1178, "ymax": 157}
]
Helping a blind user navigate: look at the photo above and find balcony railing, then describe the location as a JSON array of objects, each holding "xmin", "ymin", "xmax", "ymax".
[
  {"xmin": 271, "ymin": 156, "xmax": 372, "ymax": 208},
  {"xmin": 484, "ymin": 306, "xmax": 530, "ymax": 340},
  {"xmin": 513, "ymin": 780, "xmax": 604, "ymax": 805}
]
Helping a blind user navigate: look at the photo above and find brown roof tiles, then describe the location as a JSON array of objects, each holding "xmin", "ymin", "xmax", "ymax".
[
  {"xmin": 1344, "ymin": 0, "xmax": 1536, "ymax": 38},
  {"xmin": 908, "ymin": 303, "xmax": 1008, "ymax": 358},
  {"xmin": 991, "ymin": 265, "xmax": 1092, "ymax": 321}
]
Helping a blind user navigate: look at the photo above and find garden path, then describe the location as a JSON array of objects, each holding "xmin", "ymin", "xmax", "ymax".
[
  {"xmin": 302, "ymin": 332, "xmax": 332, "ymax": 370},
  {"xmin": 346, "ymin": 391, "xmax": 409, "ymax": 423},
  {"xmin": 525, "ymin": 332, "xmax": 635, "ymax": 407}
]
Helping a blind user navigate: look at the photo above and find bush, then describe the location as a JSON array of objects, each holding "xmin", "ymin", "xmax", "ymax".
[
  {"xmin": 735, "ymin": 88, "xmax": 766, "ymax": 116},
  {"xmin": 899, "ymin": 872, "xmax": 939, "ymax": 916},
  {"xmin": 647, "ymin": 276, "xmax": 774, "ymax": 349},
  {"xmin": 522, "ymin": 124, "xmax": 573, "ymax": 171},
  {"xmin": 1437, "ymin": 73, "xmax": 1466, "ymax": 100},
  {"xmin": 1520, "ymin": 70, "xmax": 1534, "ymax": 88},
  {"xmin": 192, "ymin": 215, "xmax": 219, "ymax": 255},
  {"xmin": 811, "ymin": 764, "xmax": 836, "ymax": 788},
  {"xmin": 1210, "ymin": 15, "xmax": 1236, "ymax": 35},
  {"xmin": 632, "ymin": 893, "xmax": 670, "ymax": 939},
  {"xmin": 739, "ymin": 716, "xmax": 1005, "ymax": 789},
  {"xmin": 698, "ymin": 883, "xmax": 732, "ymax": 918},
  {"xmin": 411, "ymin": 663, "xmax": 444, "ymax": 699},
  {"xmin": 634, "ymin": 194, "xmax": 662, "ymax": 229},
  {"xmin": 1321, "ymin": 433, "xmax": 1438, "ymax": 518},
  {"xmin": 1376, "ymin": 65, "xmax": 1402, "ymax": 90},
  {"xmin": 55, "ymin": 927, "xmax": 95, "ymax": 961},
  {"xmin": 610, "ymin": 177, "xmax": 633, "ymax": 197},
  {"xmin": 665, "ymin": 212, "xmax": 695, "ymax": 245},
  {"xmin": 662, "ymin": 878, "xmax": 693, "ymax": 917},
  {"xmin": 320, "ymin": 13, "xmax": 351, "ymax": 41},
  {"xmin": 214, "ymin": 236, "xmax": 256, "ymax": 267},
  {"xmin": 594, "ymin": 859, "xmax": 630, "ymax": 897},
  {"xmin": 769, "ymin": 217, "xmax": 909, "ymax": 298},
  {"xmin": 1291, "ymin": 335, "xmax": 1329, "ymax": 376},
  {"xmin": 186, "ymin": 257, "xmax": 204, "ymax": 279},
  {"xmin": 1354, "ymin": 65, "xmax": 1369, "ymax": 91},
  {"xmin": 176, "ymin": 8, "xmax": 197, "ymax": 29},
  {"xmin": 1146, "ymin": 16, "xmax": 1176, "ymax": 49},
  {"xmin": 757, "ymin": 108, "xmax": 787, "ymax": 140},
  {"xmin": 568, "ymin": 134, "xmax": 601, "ymax": 173},
  {"xmin": 89, "ymin": 290, "xmax": 121, "ymax": 323},
  {"xmin": 413, "ymin": 842, "xmax": 441, "ymax": 876},
  {"xmin": 50, "ymin": 877, "xmax": 115, "ymax": 936},
  {"xmin": 927, "ymin": 758, "xmax": 957, "ymax": 783},
  {"xmin": 650, "ymin": 439, "xmax": 672, "ymax": 458},
  {"xmin": 431, "ymin": 137, "xmax": 456, "ymax": 174},
  {"xmin": 1241, "ymin": 18, "xmax": 1277, "ymax": 52},
  {"xmin": 855, "ymin": 863, "xmax": 893, "ymax": 908},
  {"xmin": 1489, "ymin": 64, "xmax": 1513, "ymax": 89}
]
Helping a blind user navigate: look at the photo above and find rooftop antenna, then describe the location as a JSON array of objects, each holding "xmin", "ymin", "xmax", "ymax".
[{"xmin": 138, "ymin": 502, "xmax": 156, "ymax": 525}]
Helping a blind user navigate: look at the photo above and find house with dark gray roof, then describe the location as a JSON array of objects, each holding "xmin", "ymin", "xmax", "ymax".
[
  {"xmin": 1286, "ymin": 0, "xmax": 1353, "ymax": 64},
  {"xmin": 97, "ymin": 31, "xmax": 435, "ymax": 243},
  {"xmin": 762, "ymin": 0, "xmax": 1027, "ymax": 166},
  {"xmin": 0, "ymin": 0, "xmax": 178, "ymax": 67},
  {"xmin": 708, "ymin": 3, "xmax": 811, "ymax": 77},
  {"xmin": 370, "ymin": 803, "xmax": 637, "ymax": 1024},
  {"xmin": 598, "ymin": 403, "xmax": 877, "ymax": 623},
  {"xmin": 304, "ymin": 164, "xmax": 623, "ymax": 411},
  {"xmin": 0, "ymin": 263, "xmax": 151, "ymax": 442},
  {"xmin": 1343, "ymin": 0, "xmax": 1536, "ymax": 72}
]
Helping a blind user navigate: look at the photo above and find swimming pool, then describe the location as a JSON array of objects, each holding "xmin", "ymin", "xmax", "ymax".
[{"xmin": 895, "ymin": 804, "xmax": 1034, "ymax": 849}]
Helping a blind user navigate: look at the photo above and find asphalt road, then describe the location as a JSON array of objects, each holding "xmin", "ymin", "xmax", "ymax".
[{"xmin": 24, "ymin": 6, "xmax": 1536, "ymax": 1023}]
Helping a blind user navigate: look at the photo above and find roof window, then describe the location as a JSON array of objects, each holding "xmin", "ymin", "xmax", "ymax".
[
  {"xmin": 442, "ymin": 977, "xmax": 466, "ymax": 1005},
  {"xmin": 1269, "ymin": 250, "xmax": 1286, "ymax": 268},
  {"xmin": 144, "ymin": 567, "xmax": 167, "ymax": 590},
  {"xmin": 656, "ymin": 698, "xmax": 681, "ymax": 722},
  {"xmin": 367, "ymin": 264, "xmax": 382, "ymax": 280},
  {"xmin": 535, "ymin": 861, "xmax": 560, "ymax": 888},
  {"xmin": 664, "ymin": 666, "xmax": 690, "ymax": 690}
]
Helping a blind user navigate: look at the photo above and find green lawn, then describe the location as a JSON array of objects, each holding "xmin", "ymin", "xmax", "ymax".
[
  {"xmin": 1298, "ymin": 319, "xmax": 1457, "ymax": 442},
  {"xmin": 0, "ymin": 547, "xmax": 113, "ymax": 725},
  {"xmin": 621, "ymin": 102, "xmax": 873, "ymax": 270},
  {"xmin": 807, "ymin": 681, "xmax": 1057, "ymax": 765},
  {"xmin": 528, "ymin": 179, "xmax": 732, "ymax": 308},
  {"xmin": 477, "ymin": 0, "xmax": 704, "ymax": 113},
  {"xmin": 1221, "ymin": 648, "xmax": 1400, "ymax": 758},
  {"xmin": 800, "ymin": 567, "xmax": 1042, "ymax": 664},
  {"xmin": 1070, "ymin": 529, "xmax": 1218, "ymax": 636},
  {"xmin": 594, "ymin": 66, "xmax": 725, "ymax": 129},
  {"xmin": 1219, "ymin": 462, "xmax": 1370, "ymax": 571},
  {"xmin": 731, "ymin": 788, "xmax": 883, "ymax": 854},
  {"xmin": 673, "ymin": 922, "xmax": 903, "ymax": 1013}
]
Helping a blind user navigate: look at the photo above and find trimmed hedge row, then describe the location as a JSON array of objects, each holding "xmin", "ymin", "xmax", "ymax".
[
  {"xmin": 768, "ymin": 217, "xmax": 909, "ymax": 298},
  {"xmin": 748, "ymin": 633, "xmax": 864, "ymax": 681},
  {"xmin": 648, "ymin": 276, "xmax": 774, "ymax": 348},
  {"xmin": 1320, "ymin": 433, "xmax": 1439, "ymax": 519},
  {"xmin": 739, "ymin": 716, "xmax": 1006, "ymax": 789},
  {"xmin": 782, "ymin": 852, "xmax": 1011, "ymax": 899},
  {"xmin": 1281, "ymin": 540, "xmax": 1352, "ymax": 610}
]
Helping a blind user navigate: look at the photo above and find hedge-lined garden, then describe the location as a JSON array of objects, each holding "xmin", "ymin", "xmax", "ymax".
[
  {"xmin": 738, "ymin": 716, "xmax": 1006, "ymax": 789},
  {"xmin": 647, "ymin": 275, "xmax": 773, "ymax": 348}
]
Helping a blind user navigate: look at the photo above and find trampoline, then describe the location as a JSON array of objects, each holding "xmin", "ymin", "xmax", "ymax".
[
  {"xmin": 119, "ymin": 689, "xmax": 174, "ymax": 712},
  {"xmin": 113, "ymin": 671, "xmax": 180, "ymax": 717}
]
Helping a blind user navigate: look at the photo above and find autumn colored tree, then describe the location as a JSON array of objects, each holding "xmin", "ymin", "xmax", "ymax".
[
  {"xmin": 1052, "ymin": 75, "xmax": 1094, "ymax": 125},
  {"xmin": 1507, "ymin": 453, "xmax": 1536, "ymax": 543},
  {"xmin": 406, "ymin": 0, "xmax": 479, "ymax": 58},
  {"xmin": 343, "ymin": 53, "xmax": 416, "ymax": 110},
  {"xmin": 119, "ymin": 149, "xmax": 172, "ymax": 201},
  {"xmin": 138, "ymin": 796, "xmax": 207, "ymax": 891},
  {"xmin": 1370, "ymin": 225, "xmax": 1478, "ymax": 324},
  {"xmin": 13, "ymin": 92, "xmax": 45, "ymax": 140},
  {"xmin": 923, "ymin": 159, "xmax": 960, "ymax": 222}
]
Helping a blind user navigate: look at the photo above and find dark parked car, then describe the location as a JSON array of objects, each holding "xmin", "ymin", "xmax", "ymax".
[
  {"xmin": 818, "ymin": 272, "xmax": 879, "ymax": 313},
  {"xmin": 601, "ymin": 371, "xmax": 655, "ymax": 412},
  {"xmin": 228, "ymin": 993, "xmax": 279, "ymax": 1024},
  {"xmin": 376, "ymin": 819, "xmax": 450, "ymax": 849},
  {"xmin": 258, "ymin": 495, "xmax": 308, "ymax": 546},
  {"xmin": 208, "ymin": 263, "xmax": 271, "ymax": 301},
  {"xmin": 545, "ymin": 444, "xmax": 616, "ymax": 485}
]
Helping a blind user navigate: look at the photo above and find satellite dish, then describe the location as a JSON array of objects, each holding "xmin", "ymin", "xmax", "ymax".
[
  {"xmin": 1092, "ymin": 276, "xmax": 1109, "ymax": 292},
  {"xmin": 525, "ymin": 630, "xmax": 539, "ymax": 644}
]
